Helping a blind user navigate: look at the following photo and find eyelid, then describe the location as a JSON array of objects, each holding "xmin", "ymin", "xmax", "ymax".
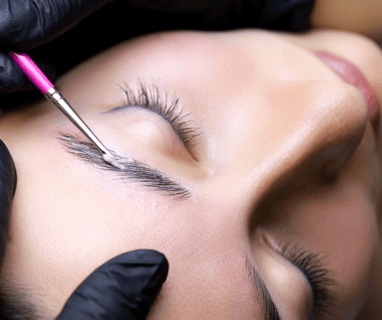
[
  {"xmin": 116, "ymin": 80, "xmax": 201, "ymax": 154},
  {"xmin": 262, "ymin": 235, "xmax": 338, "ymax": 318},
  {"xmin": 255, "ymin": 235, "xmax": 313, "ymax": 319}
]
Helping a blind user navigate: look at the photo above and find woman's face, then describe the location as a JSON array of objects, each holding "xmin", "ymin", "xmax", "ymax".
[{"xmin": 1, "ymin": 29, "xmax": 382, "ymax": 319}]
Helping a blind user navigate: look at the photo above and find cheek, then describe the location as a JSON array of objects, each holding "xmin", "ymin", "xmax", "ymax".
[{"xmin": 325, "ymin": 196, "xmax": 378, "ymax": 318}]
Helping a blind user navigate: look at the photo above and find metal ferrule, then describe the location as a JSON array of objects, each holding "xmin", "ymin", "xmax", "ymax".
[
  {"xmin": 44, "ymin": 87, "xmax": 110, "ymax": 155},
  {"xmin": 44, "ymin": 87, "xmax": 62, "ymax": 105}
]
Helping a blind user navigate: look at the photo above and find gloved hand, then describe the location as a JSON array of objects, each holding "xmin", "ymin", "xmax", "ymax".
[
  {"xmin": 0, "ymin": 139, "xmax": 168, "ymax": 319},
  {"xmin": 0, "ymin": 140, "xmax": 16, "ymax": 268},
  {"xmin": 56, "ymin": 250, "xmax": 169, "ymax": 320},
  {"xmin": 0, "ymin": 0, "xmax": 116, "ymax": 96}
]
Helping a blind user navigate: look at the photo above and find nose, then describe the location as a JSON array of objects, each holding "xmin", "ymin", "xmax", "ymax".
[
  {"xmin": 270, "ymin": 80, "xmax": 369, "ymax": 185},
  {"xmin": 214, "ymin": 79, "xmax": 369, "ymax": 212}
]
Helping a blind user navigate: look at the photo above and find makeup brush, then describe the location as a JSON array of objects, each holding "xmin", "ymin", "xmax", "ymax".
[{"xmin": 8, "ymin": 52, "xmax": 124, "ymax": 170}]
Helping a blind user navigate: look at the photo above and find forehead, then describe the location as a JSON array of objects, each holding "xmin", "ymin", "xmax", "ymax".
[{"xmin": 55, "ymin": 31, "xmax": 263, "ymax": 107}]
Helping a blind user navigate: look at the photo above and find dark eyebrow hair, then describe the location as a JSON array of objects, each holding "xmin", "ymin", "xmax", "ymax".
[
  {"xmin": 57, "ymin": 133, "xmax": 191, "ymax": 200},
  {"xmin": 244, "ymin": 252, "xmax": 281, "ymax": 320}
]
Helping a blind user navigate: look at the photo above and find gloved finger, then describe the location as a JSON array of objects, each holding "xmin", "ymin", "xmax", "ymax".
[
  {"xmin": 0, "ymin": 139, "xmax": 16, "ymax": 268},
  {"xmin": 16, "ymin": 60, "xmax": 57, "ymax": 92},
  {"xmin": 0, "ymin": 52, "xmax": 26, "ymax": 94},
  {"xmin": 0, "ymin": 0, "xmax": 116, "ymax": 52},
  {"xmin": 0, "ymin": 52, "xmax": 56, "ymax": 95},
  {"xmin": 56, "ymin": 250, "xmax": 169, "ymax": 320}
]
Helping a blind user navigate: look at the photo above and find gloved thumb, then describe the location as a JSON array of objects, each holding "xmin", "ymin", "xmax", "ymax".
[
  {"xmin": 0, "ymin": 140, "xmax": 16, "ymax": 268},
  {"xmin": 55, "ymin": 250, "xmax": 169, "ymax": 320}
]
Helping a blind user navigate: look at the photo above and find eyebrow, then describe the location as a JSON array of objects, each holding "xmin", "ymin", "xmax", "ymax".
[
  {"xmin": 57, "ymin": 133, "xmax": 191, "ymax": 200},
  {"xmin": 244, "ymin": 252, "xmax": 281, "ymax": 320}
]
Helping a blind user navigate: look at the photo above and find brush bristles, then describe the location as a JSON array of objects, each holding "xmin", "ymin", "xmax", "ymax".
[{"xmin": 102, "ymin": 153, "xmax": 126, "ymax": 170}]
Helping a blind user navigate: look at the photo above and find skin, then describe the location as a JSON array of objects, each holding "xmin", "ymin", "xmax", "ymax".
[{"xmin": 0, "ymin": 28, "xmax": 381, "ymax": 319}]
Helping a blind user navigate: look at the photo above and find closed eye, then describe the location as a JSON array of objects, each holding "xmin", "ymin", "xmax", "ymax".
[
  {"xmin": 104, "ymin": 80, "xmax": 201, "ymax": 151},
  {"xmin": 263, "ymin": 236, "xmax": 338, "ymax": 318}
]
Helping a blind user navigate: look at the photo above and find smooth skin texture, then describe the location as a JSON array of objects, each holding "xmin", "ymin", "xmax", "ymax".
[{"xmin": 0, "ymin": 28, "xmax": 382, "ymax": 319}]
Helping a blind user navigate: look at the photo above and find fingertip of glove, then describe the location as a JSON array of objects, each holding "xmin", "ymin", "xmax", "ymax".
[
  {"xmin": 14, "ymin": 60, "xmax": 57, "ymax": 92},
  {"xmin": 56, "ymin": 250, "xmax": 169, "ymax": 320},
  {"xmin": 113, "ymin": 249, "xmax": 169, "ymax": 284},
  {"xmin": 127, "ymin": 249, "xmax": 169, "ymax": 271},
  {"xmin": 0, "ymin": 139, "xmax": 17, "ymax": 197},
  {"xmin": 0, "ymin": 53, "xmax": 26, "ymax": 94}
]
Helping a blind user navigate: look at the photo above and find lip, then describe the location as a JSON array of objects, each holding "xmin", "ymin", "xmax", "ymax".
[{"xmin": 311, "ymin": 50, "xmax": 380, "ymax": 116}]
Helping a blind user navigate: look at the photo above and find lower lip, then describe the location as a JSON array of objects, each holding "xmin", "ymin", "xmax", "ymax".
[{"xmin": 311, "ymin": 50, "xmax": 380, "ymax": 116}]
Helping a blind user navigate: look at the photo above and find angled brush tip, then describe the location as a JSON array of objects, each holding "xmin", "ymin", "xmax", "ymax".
[{"xmin": 102, "ymin": 153, "xmax": 125, "ymax": 170}]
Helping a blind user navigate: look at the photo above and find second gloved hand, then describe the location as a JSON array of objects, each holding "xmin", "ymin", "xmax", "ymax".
[
  {"xmin": 0, "ymin": 140, "xmax": 16, "ymax": 268},
  {"xmin": 56, "ymin": 249, "xmax": 169, "ymax": 320}
]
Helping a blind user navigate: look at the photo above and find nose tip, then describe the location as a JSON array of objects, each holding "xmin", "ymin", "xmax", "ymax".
[
  {"xmin": 250, "ymin": 80, "xmax": 369, "ymax": 193},
  {"xmin": 302, "ymin": 82, "xmax": 368, "ymax": 182},
  {"xmin": 210, "ymin": 79, "xmax": 370, "ymax": 222},
  {"xmin": 243, "ymin": 81, "xmax": 370, "ymax": 229}
]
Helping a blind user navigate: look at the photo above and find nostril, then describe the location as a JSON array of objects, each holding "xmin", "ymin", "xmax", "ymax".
[
  {"xmin": 310, "ymin": 110, "xmax": 367, "ymax": 183},
  {"xmin": 302, "ymin": 82, "xmax": 369, "ymax": 185},
  {"xmin": 318, "ymin": 142, "xmax": 360, "ymax": 183}
]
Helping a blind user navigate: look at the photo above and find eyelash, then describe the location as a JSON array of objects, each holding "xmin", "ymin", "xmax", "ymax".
[
  {"xmin": 278, "ymin": 243, "xmax": 337, "ymax": 318},
  {"xmin": 119, "ymin": 81, "xmax": 200, "ymax": 150}
]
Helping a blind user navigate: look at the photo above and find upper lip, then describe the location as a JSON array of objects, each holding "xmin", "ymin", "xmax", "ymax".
[{"xmin": 310, "ymin": 49, "xmax": 380, "ymax": 116}]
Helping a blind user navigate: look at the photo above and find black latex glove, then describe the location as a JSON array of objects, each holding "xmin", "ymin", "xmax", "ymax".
[
  {"xmin": 56, "ymin": 250, "xmax": 169, "ymax": 320},
  {"xmin": 0, "ymin": 140, "xmax": 16, "ymax": 268},
  {"xmin": 0, "ymin": 0, "xmax": 116, "ymax": 96}
]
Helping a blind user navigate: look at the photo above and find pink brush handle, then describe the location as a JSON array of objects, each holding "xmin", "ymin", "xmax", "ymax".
[{"xmin": 8, "ymin": 52, "xmax": 54, "ymax": 94}]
